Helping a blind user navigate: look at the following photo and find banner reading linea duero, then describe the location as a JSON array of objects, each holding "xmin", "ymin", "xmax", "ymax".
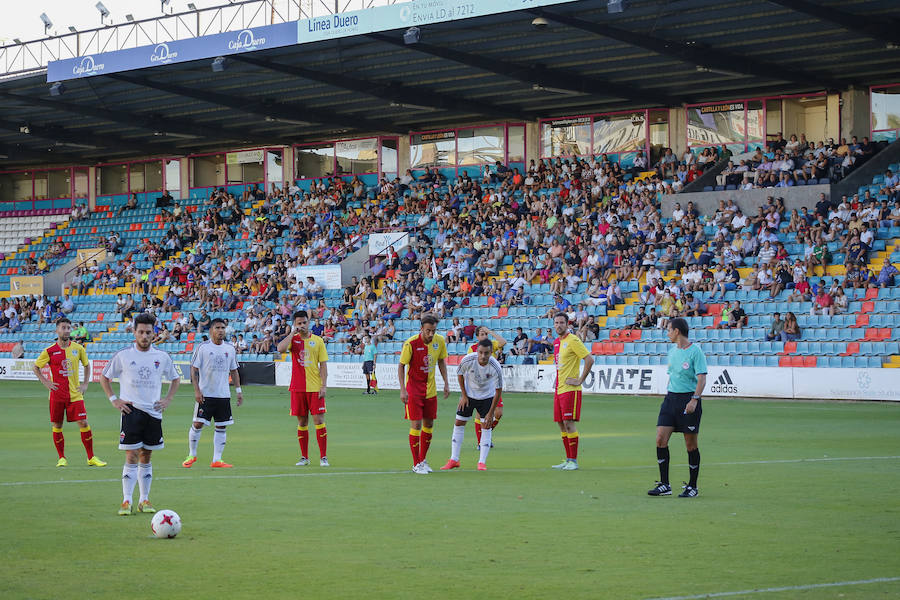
[{"xmin": 47, "ymin": 21, "xmax": 297, "ymax": 82}]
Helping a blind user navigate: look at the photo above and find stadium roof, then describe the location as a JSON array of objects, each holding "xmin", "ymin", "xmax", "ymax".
[{"xmin": 2, "ymin": 0, "xmax": 900, "ymax": 169}]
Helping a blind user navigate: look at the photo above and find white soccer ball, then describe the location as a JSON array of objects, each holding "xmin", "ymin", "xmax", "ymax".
[{"xmin": 150, "ymin": 509, "xmax": 182, "ymax": 539}]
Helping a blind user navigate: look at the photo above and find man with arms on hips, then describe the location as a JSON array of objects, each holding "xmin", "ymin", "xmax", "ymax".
[
  {"xmin": 32, "ymin": 317, "xmax": 107, "ymax": 467},
  {"xmin": 441, "ymin": 339, "xmax": 503, "ymax": 471},
  {"xmin": 648, "ymin": 317, "xmax": 707, "ymax": 498},
  {"xmin": 101, "ymin": 313, "xmax": 181, "ymax": 515},
  {"xmin": 183, "ymin": 318, "xmax": 243, "ymax": 469},
  {"xmin": 398, "ymin": 313, "xmax": 450, "ymax": 474},
  {"xmin": 551, "ymin": 313, "xmax": 593, "ymax": 471},
  {"xmin": 277, "ymin": 310, "xmax": 330, "ymax": 466},
  {"xmin": 468, "ymin": 326, "xmax": 507, "ymax": 449}
]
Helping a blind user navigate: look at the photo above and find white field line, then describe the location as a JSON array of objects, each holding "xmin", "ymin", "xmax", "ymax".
[
  {"xmin": 1, "ymin": 455, "xmax": 898, "ymax": 487},
  {"xmin": 644, "ymin": 576, "xmax": 900, "ymax": 599}
]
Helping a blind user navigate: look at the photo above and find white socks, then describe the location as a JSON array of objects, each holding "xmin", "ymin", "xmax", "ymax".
[
  {"xmin": 122, "ymin": 463, "xmax": 138, "ymax": 503},
  {"xmin": 450, "ymin": 425, "xmax": 465, "ymax": 461},
  {"xmin": 188, "ymin": 425, "xmax": 203, "ymax": 457},
  {"xmin": 138, "ymin": 463, "xmax": 152, "ymax": 502},
  {"xmin": 479, "ymin": 429, "xmax": 493, "ymax": 465},
  {"xmin": 213, "ymin": 428, "xmax": 227, "ymax": 462}
]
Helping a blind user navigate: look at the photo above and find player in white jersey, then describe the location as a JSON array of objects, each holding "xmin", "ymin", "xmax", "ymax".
[
  {"xmin": 440, "ymin": 338, "xmax": 503, "ymax": 471},
  {"xmin": 100, "ymin": 313, "xmax": 181, "ymax": 516},
  {"xmin": 183, "ymin": 318, "xmax": 243, "ymax": 469}
]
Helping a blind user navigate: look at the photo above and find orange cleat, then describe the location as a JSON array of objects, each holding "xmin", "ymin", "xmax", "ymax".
[
  {"xmin": 439, "ymin": 459, "xmax": 460, "ymax": 470},
  {"xmin": 477, "ymin": 462, "xmax": 487, "ymax": 471},
  {"xmin": 209, "ymin": 460, "xmax": 233, "ymax": 468},
  {"xmin": 182, "ymin": 456, "xmax": 197, "ymax": 468}
]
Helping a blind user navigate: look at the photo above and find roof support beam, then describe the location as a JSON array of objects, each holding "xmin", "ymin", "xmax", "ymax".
[
  {"xmin": 367, "ymin": 33, "xmax": 681, "ymax": 107},
  {"xmin": 231, "ymin": 54, "xmax": 532, "ymax": 122},
  {"xmin": 766, "ymin": 0, "xmax": 900, "ymax": 45},
  {"xmin": 530, "ymin": 8, "xmax": 853, "ymax": 90},
  {"xmin": 109, "ymin": 73, "xmax": 403, "ymax": 134},
  {"xmin": 0, "ymin": 117, "xmax": 178, "ymax": 156},
  {"xmin": 0, "ymin": 92, "xmax": 287, "ymax": 148}
]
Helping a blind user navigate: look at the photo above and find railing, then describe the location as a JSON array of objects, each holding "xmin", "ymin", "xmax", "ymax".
[{"xmin": 0, "ymin": 0, "xmax": 411, "ymax": 78}]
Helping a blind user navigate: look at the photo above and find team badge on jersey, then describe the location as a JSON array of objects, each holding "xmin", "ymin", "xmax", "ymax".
[
  {"xmin": 682, "ymin": 362, "xmax": 690, "ymax": 370},
  {"xmin": 155, "ymin": 361, "xmax": 161, "ymax": 369},
  {"xmin": 432, "ymin": 343, "xmax": 438, "ymax": 349}
]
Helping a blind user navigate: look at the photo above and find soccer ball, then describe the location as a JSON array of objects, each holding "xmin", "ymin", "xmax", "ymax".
[{"xmin": 150, "ymin": 509, "xmax": 182, "ymax": 539}]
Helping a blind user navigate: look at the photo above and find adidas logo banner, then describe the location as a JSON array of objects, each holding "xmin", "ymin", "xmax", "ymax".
[{"xmin": 709, "ymin": 368, "xmax": 738, "ymax": 394}]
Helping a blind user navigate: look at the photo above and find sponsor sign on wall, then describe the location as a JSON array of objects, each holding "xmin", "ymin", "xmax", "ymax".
[
  {"xmin": 368, "ymin": 232, "xmax": 409, "ymax": 256},
  {"xmin": 48, "ymin": 22, "xmax": 298, "ymax": 82},
  {"xmin": 287, "ymin": 265, "xmax": 342, "ymax": 289},
  {"xmin": 226, "ymin": 150, "xmax": 265, "ymax": 165},
  {"xmin": 10, "ymin": 276, "xmax": 44, "ymax": 296},
  {"xmin": 792, "ymin": 368, "xmax": 900, "ymax": 402}
]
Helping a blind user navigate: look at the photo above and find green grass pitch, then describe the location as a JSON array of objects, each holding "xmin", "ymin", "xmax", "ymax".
[{"xmin": 1, "ymin": 381, "xmax": 899, "ymax": 599}]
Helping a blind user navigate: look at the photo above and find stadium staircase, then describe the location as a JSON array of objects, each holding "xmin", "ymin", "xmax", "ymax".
[{"xmin": 0, "ymin": 214, "xmax": 72, "ymax": 296}]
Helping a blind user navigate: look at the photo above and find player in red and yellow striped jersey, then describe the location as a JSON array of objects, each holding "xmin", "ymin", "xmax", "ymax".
[
  {"xmin": 550, "ymin": 313, "xmax": 593, "ymax": 471},
  {"xmin": 398, "ymin": 313, "xmax": 449, "ymax": 474},
  {"xmin": 277, "ymin": 311, "xmax": 329, "ymax": 467},
  {"xmin": 32, "ymin": 317, "xmax": 106, "ymax": 467},
  {"xmin": 468, "ymin": 326, "xmax": 507, "ymax": 447}
]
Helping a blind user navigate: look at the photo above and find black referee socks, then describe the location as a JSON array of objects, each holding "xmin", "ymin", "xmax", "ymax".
[
  {"xmin": 687, "ymin": 448, "xmax": 700, "ymax": 488},
  {"xmin": 657, "ymin": 446, "xmax": 670, "ymax": 485}
]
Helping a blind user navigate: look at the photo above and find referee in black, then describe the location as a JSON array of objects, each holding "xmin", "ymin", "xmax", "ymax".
[{"xmin": 648, "ymin": 317, "xmax": 707, "ymax": 498}]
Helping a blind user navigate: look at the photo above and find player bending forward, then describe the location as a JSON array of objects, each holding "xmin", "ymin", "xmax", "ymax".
[
  {"xmin": 183, "ymin": 318, "xmax": 244, "ymax": 469},
  {"xmin": 441, "ymin": 339, "xmax": 503, "ymax": 471},
  {"xmin": 398, "ymin": 314, "xmax": 450, "ymax": 474},
  {"xmin": 468, "ymin": 326, "xmax": 506, "ymax": 449},
  {"xmin": 32, "ymin": 317, "xmax": 106, "ymax": 467},
  {"xmin": 101, "ymin": 313, "xmax": 181, "ymax": 515},
  {"xmin": 648, "ymin": 317, "xmax": 707, "ymax": 498}
]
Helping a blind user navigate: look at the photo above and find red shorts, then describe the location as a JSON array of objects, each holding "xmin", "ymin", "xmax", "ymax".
[
  {"xmin": 553, "ymin": 390, "xmax": 582, "ymax": 422},
  {"xmin": 50, "ymin": 399, "xmax": 87, "ymax": 423},
  {"xmin": 290, "ymin": 391, "xmax": 326, "ymax": 417},
  {"xmin": 404, "ymin": 395, "xmax": 437, "ymax": 421}
]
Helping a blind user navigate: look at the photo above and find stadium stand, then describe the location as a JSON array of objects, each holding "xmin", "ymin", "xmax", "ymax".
[{"xmin": 2, "ymin": 153, "xmax": 897, "ymax": 372}]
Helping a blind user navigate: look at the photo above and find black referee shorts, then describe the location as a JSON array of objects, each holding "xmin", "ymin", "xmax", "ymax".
[
  {"xmin": 456, "ymin": 397, "xmax": 493, "ymax": 421},
  {"xmin": 657, "ymin": 391, "xmax": 702, "ymax": 434},
  {"xmin": 193, "ymin": 397, "xmax": 234, "ymax": 426},
  {"xmin": 362, "ymin": 360, "xmax": 375, "ymax": 374}
]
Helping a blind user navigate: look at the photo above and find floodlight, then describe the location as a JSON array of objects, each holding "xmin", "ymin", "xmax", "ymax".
[
  {"xmin": 403, "ymin": 27, "xmax": 420, "ymax": 45},
  {"xmin": 40, "ymin": 13, "xmax": 53, "ymax": 33},
  {"xmin": 126, "ymin": 14, "xmax": 135, "ymax": 22},
  {"xmin": 188, "ymin": 3, "xmax": 197, "ymax": 9},
  {"xmin": 49, "ymin": 82, "xmax": 65, "ymax": 96},
  {"xmin": 211, "ymin": 56, "xmax": 226, "ymax": 72},
  {"xmin": 96, "ymin": 2, "xmax": 110, "ymax": 19},
  {"xmin": 68, "ymin": 26, "xmax": 77, "ymax": 33}
]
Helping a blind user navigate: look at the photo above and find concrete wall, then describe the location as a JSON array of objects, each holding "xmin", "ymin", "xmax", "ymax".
[
  {"xmin": 669, "ymin": 107, "xmax": 687, "ymax": 156},
  {"xmin": 663, "ymin": 184, "xmax": 830, "ymax": 219},
  {"xmin": 841, "ymin": 88, "xmax": 871, "ymax": 141}
]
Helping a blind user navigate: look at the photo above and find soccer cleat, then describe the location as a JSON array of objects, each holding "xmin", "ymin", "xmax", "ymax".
[
  {"xmin": 295, "ymin": 457, "xmax": 310, "ymax": 466},
  {"xmin": 551, "ymin": 460, "xmax": 568, "ymax": 469},
  {"xmin": 118, "ymin": 501, "xmax": 133, "ymax": 516},
  {"xmin": 182, "ymin": 456, "xmax": 197, "ymax": 468},
  {"xmin": 440, "ymin": 459, "xmax": 460, "ymax": 470},
  {"xmin": 647, "ymin": 482, "xmax": 672, "ymax": 496},
  {"xmin": 561, "ymin": 460, "xmax": 579, "ymax": 471},
  {"xmin": 679, "ymin": 485, "xmax": 699, "ymax": 498},
  {"xmin": 210, "ymin": 461, "xmax": 233, "ymax": 468},
  {"xmin": 477, "ymin": 462, "xmax": 487, "ymax": 471},
  {"xmin": 412, "ymin": 463, "xmax": 427, "ymax": 474},
  {"xmin": 56, "ymin": 457, "xmax": 68, "ymax": 467},
  {"xmin": 419, "ymin": 460, "xmax": 433, "ymax": 473},
  {"xmin": 138, "ymin": 500, "xmax": 156, "ymax": 513},
  {"xmin": 319, "ymin": 457, "xmax": 330, "ymax": 467},
  {"xmin": 87, "ymin": 456, "xmax": 107, "ymax": 467}
]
